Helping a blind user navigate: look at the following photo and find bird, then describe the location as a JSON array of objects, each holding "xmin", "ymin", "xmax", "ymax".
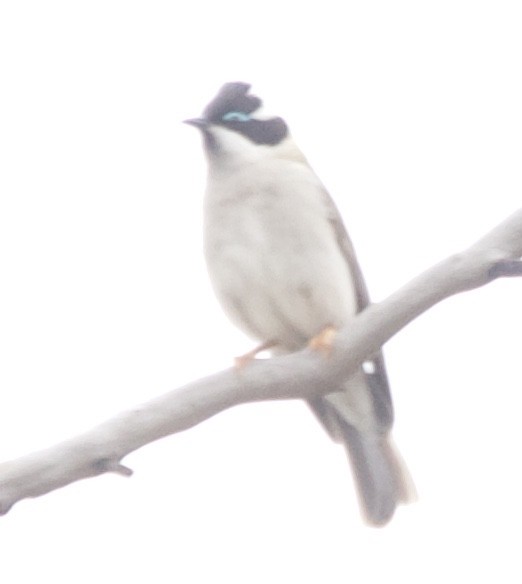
[{"xmin": 184, "ymin": 82, "xmax": 415, "ymax": 526}]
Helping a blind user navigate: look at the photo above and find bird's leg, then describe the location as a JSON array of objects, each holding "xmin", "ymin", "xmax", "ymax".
[
  {"xmin": 308, "ymin": 325, "xmax": 337, "ymax": 357},
  {"xmin": 234, "ymin": 340, "xmax": 277, "ymax": 369}
]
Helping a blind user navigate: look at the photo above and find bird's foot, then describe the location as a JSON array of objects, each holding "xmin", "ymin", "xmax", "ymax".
[
  {"xmin": 308, "ymin": 326, "xmax": 337, "ymax": 357},
  {"xmin": 234, "ymin": 340, "xmax": 276, "ymax": 369}
]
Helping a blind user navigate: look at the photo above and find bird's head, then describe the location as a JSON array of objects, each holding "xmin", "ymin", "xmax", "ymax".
[{"xmin": 184, "ymin": 82, "xmax": 304, "ymax": 166}]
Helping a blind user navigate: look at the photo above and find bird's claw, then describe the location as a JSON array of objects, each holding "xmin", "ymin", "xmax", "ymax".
[
  {"xmin": 234, "ymin": 340, "xmax": 276, "ymax": 369},
  {"xmin": 308, "ymin": 326, "xmax": 337, "ymax": 357}
]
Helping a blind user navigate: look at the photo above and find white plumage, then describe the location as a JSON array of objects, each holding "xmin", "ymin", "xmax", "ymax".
[{"xmin": 187, "ymin": 83, "xmax": 415, "ymax": 525}]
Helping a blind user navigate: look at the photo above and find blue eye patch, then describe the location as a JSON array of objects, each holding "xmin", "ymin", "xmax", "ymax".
[{"xmin": 222, "ymin": 111, "xmax": 251, "ymax": 122}]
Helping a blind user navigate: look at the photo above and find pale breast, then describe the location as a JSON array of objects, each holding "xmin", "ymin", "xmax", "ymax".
[{"xmin": 204, "ymin": 159, "xmax": 358, "ymax": 350}]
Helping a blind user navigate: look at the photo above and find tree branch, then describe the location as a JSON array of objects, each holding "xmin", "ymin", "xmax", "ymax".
[{"xmin": 1, "ymin": 209, "xmax": 522, "ymax": 515}]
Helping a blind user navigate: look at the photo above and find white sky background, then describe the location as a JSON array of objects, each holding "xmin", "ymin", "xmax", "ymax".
[{"xmin": 1, "ymin": 1, "xmax": 522, "ymax": 582}]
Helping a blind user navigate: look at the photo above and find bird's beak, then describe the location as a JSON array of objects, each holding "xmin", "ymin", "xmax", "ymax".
[{"xmin": 183, "ymin": 117, "xmax": 209, "ymax": 129}]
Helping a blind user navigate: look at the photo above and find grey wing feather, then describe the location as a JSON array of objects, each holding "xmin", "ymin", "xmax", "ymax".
[
  {"xmin": 319, "ymin": 189, "xmax": 394, "ymax": 429},
  {"xmin": 306, "ymin": 190, "xmax": 413, "ymax": 525}
]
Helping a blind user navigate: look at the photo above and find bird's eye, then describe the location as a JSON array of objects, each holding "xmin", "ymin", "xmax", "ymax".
[{"xmin": 222, "ymin": 111, "xmax": 251, "ymax": 122}]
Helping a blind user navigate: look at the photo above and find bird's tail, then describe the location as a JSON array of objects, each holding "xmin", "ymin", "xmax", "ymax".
[
  {"xmin": 337, "ymin": 420, "xmax": 416, "ymax": 526},
  {"xmin": 308, "ymin": 395, "xmax": 415, "ymax": 526}
]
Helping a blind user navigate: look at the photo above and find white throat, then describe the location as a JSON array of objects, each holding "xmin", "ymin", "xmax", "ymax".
[{"xmin": 206, "ymin": 126, "xmax": 308, "ymax": 173}]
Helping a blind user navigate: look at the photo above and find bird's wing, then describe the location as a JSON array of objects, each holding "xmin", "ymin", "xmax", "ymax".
[{"xmin": 312, "ymin": 188, "xmax": 394, "ymax": 430}]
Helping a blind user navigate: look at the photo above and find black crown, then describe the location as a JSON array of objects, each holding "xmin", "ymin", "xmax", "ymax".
[{"xmin": 203, "ymin": 82, "xmax": 262, "ymax": 122}]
